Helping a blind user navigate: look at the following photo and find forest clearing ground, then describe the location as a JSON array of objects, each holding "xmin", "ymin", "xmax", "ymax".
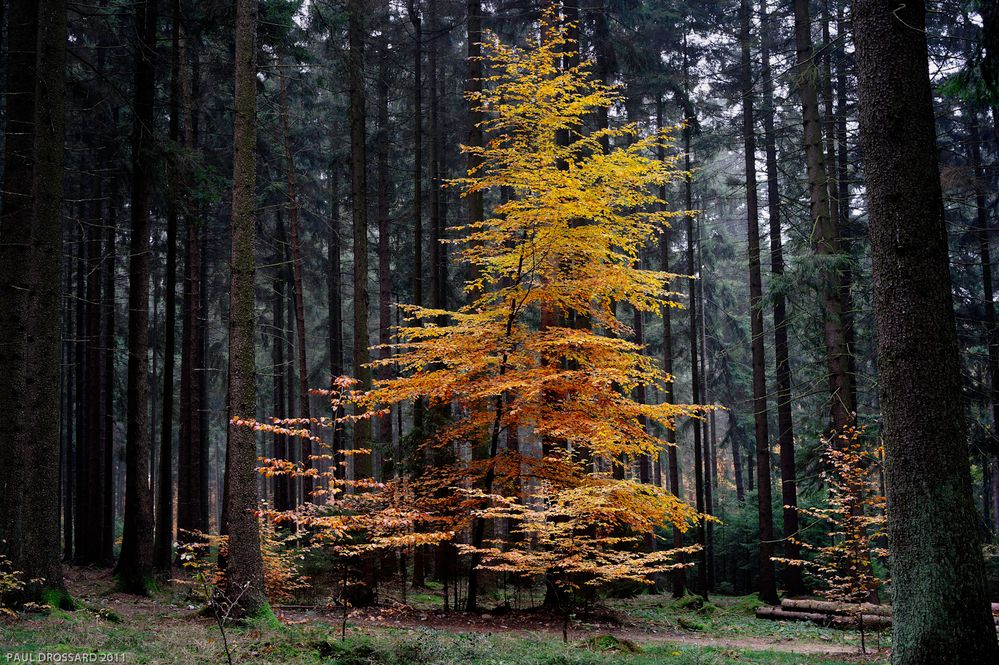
[{"xmin": 0, "ymin": 567, "xmax": 888, "ymax": 664}]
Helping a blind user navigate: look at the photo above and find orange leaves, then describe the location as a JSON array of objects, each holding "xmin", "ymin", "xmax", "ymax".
[
  {"xmin": 458, "ymin": 480, "xmax": 703, "ymax": 589},
  {"xmin": 775, "ymin": 425, "xmax": 887, "ymax": 606}
]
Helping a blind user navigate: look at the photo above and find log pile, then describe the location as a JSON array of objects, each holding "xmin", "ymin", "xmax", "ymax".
[{"xmin": 755, "ymin": 599, "xmax": 999, "ymax": 631}]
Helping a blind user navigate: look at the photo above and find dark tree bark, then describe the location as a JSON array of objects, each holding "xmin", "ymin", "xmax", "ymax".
[
  {"xmin": 428, "ymin": 0, "xmax": 445, "ymax": 315},
  {"xmin": 793, "ymin": 0, "xmax": 854, "ymax": 431},
  {"xmin": 155, "ymin": 0, "xmax": 183, "ymax": 571},
  {"xmin": 464, "ymin": 0, "xmax": 483, "ymax": 297},
  {"xmin": 327, "ymin": 153, "xmax": 345, "ymax": 486},
  {"xmin": 177, "ymin": 50, "xmax": 204, "ymax": 543},
  {"xmin": 760, "ymin": 0, "xmax": 804, "ymax": 598},
  {"xmin": 102, "ymin": 205, "xmax": 117, "ymax": 563},
  {"xmin": 853, "ymin": 1, "xmax": 999, "ymax": 661},
  {"xmin": 728, "ymin": 411, "xmax": 745, "ymax": 502},
  {"xmin": 375, "ymin": 25, "xmax": 393, "ymax": 470},
  {"xmin": 219, "ymin": 0, "xmax": 266, "ymax": 616},
  {"xmin": 463, "ymin": 0, "xmax": 487, "ymax": 611},
  {"xmin": 0, "ymin": 0, "xmax": 67, "ymax": 604},
  {"xmin": 969, "ymin": 116, "xmax": 999, "ymax": 539},
  {"xmin": 271, "ymin": 230, "xmax": 290, "ymax": 512},
  {"xmin": 658, "ymin": 98, "xmax": 685, "ymax": 597},
  {"xmin": 116, "ymin": 0, "xmax": 159, "ymax": 594},
  {"xmin": 697, "ymin": 225, "xmax": 715, "ymax": 591},
  {"xmin": 348, "ymin": 0, "xmax": 372, "ymax": 481},
  {"xmin": 62, "ymin": 248, "xmax": 75, "ymax": 563},
  {"xmin": 82, "ymin": 181, "xmax": 105, "ymax": 566},
  {"xmin": 74, "ymin": 220, "xmax": 87, "ymax": 561},
  {"xmin": 177, "ymin": 26, "xmax": 206, "ymax": 541},
  {"xmin": 283, "ymin": 233, "xmax": 299, "ymax": 506},
  {"xmin": 680, "ymin": 29, "xmax": 707, "ymax": 599},
  {"xmin": 278, "ymin": 63, "xmax": 313, "ymax": 501},
  {"xmin": 408, "ymin": 0, "xmax": 425, "ymax": 451},
  {"xmin": 739, "ymin": 0, "xmax": 777, "ymax": 606}
]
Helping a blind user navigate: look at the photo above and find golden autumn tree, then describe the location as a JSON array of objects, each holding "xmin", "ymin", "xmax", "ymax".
[
  {"xmin": 774, "ymin": 425, "xmax": 888, "ymax": 652},
  {"xmin": 363, "ymin": 15, "xmax": 706, "ymax": 611}
]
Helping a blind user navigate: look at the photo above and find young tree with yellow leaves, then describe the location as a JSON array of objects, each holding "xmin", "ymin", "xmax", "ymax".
[
  {"xmin": 362, "ymin": 15, "xmax": 706, "ymax": 612},
  {"xmin": 774, "ymin": 426, "xmax": 887, "ymax": 652}
]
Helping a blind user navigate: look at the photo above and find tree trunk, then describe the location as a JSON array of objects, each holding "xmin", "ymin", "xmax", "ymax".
[
  {"xmin": 155, "ymin": 0, "xmax": 182, "ymax": 571},
  {"xmin": 793, "ymin": 0, "xmax": 854, "ymax": 431},
  {"xmin": 853, "ymin": 1, "xmax": 999, "ymax": 661},
  {"xmin": 464, "ymin": 0, "xmax": 483, "ymax": 299},
  {"xmin": 408, "ymin": 0, "xmax": 425, "ymax": 455},
  {"xmin": 116, "ymin": 0, "xmax": 158, "ymax": 594},
  {"xmin": 177, "ymin": 23, "xmax": 205, "ymax": 542},
  {"xmin": 74, "ymin": 218, "xmax": 88, "ymax": 561},
  {"xmin": 62, "ymin": 246, "xmax": 75, "ymax": 563},
  {"xmin": 278, "ymin": 63, "xmax": 313, "ymax": 501},
  {"xmin": 463, "ymin": 2, "xmax": 485, "ymax": 609},
  {"xmin": 219, "ymin": 0, "xmax": 266, "ymax": 616},
  {"xmin": 428, "ymin": 0, "xmax": 444, "ymax": 316},
  {"xmin": 660, "ymin": 94, "xmax": 684, "ymax": 600},
  {"xmin": 375, "ymin": 29, "xmax": 393, "ymax": 472},
  {"xmin": 679, "ymin": 30, "xmax": 707, "ymax": 599},
  {"xmin": 697, "ymin": 223, "xmax": 715, "ymax": 591},
  {"xmin": 738, "ymin": 0, "xmax": 777, "ymax": 606},
  {"xmin": 271, "ymin": 230, "xmax": 290, "ymax": 511},
  {"xmin": 970, "ymin": 116, "xmax": 999, "ymax": 541},
  {"xmin": 760, "ymin": 0, "xmax": 804, "ymax": 597},
  {"xmin": 327, "ymin": 151, "xmax": 344, "ymax": 488},
  {"xmin": 348, "ymin": 0, "xmax": 372, "ymax": 481},
  {"xmin": 102, "ymin": 203, "xmax": 117, "ymax": 563},
  {"xmin": 82, "ymin": 178, "xmax": 105, "ymax": 566},
  {"xmin": 729, "ymin": 412, "xmax": 745, "ymax": 502},
  {"xmin": 0, "ymin": 0, "xmax": 67, "ymax": 604}
]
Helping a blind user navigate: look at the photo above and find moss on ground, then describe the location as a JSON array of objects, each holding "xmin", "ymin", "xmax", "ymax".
[{"xmin": 1, "ymin": 612, "xmax": 884, "ymax": 665}]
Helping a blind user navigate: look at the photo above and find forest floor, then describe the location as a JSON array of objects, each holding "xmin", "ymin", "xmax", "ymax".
[{"xmin": 1, "ymin": 567, "xmax": 889, "ymax": 664}]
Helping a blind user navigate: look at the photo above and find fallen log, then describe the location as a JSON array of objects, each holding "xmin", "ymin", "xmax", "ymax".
[
  {"xmin": 756, "ymin": 606, "xmax": 892, "ymax": 630},
  {"xmin": 781, "ymin": 598, "xmax": 891, "ymax": 618}
]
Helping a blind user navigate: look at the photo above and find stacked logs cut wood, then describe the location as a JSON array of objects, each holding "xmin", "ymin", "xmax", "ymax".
[{"xmin": 756, "ymin": 599, "xmax": 999, "ymax": 632}]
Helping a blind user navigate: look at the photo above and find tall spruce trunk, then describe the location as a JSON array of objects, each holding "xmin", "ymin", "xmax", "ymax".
[
  {"xmin": 74, "ymin": 226, "xmax": 87, "ymax": 562},
  {"xmin": 177, "ymin": 27, "xmax": 206, "ymax": 539},
  {"xmin": 62, "ymin": 246, "xmax": 75, "ymax": 563},
  {"xmin": 348, "ymin": 0, "xmax": 372, "ymax": 482},
  {"xmin": 271, "ymin": 235, "xmax": 290, "ymax": 511},
  {"xmin": 760, "ymin": 0, "xmax": 804, "ymax": 597},
  {"xmin": 0, "ymin": 0, "xmax": 67, "ymax": 604},
  {"xmin": 278, "ymin": 63, "xmax": 313, "ymax": 500},
  {"xmin": 116, "ymin": 0, "xmax": 159, "ymax": 593},
  {"xmin": 697, "ymin": 224, "xmax": 715, "ymax": 590},
  {"xmin": 793, "ymin": 0, "xmax": 854, "ymax": 431},
  {"xmin": 177, "ymin": 24, "xmax": 205, "ymax": 541},
  {"xmin": 853, "ymin": 1, "xmax": 999, "ymax": 661},
  {"xmin": 739, "ymin": 0, "xmax": 777, "ymax": 606},
  {"xmin": 970, "ymin": 117, "xmax": 999, "ymax": 539},
  {"xmin": 375, "ymin": 31, "xmax": 393, "ymax": 472},
  {"xmin": 659, "ymin": 98, "xmax": 685, "ymax": 597},
  {"xmin": 680, "ymin": 30, "xmax": 707, "ymax": 599},
  {"xmin": 155, "ymin": 0, "xmax": 183, "ymax": 571},
  {"xmin": 283, "ymin": 236, "xmax": 299, "ymax": 506},
  {"xmin": 327, "ymin": 154, "xmax": 344, "ymax": 487},
  {"xmin": 428, "ymin": 0, "xmax": 444, "ymax": 316},
  {"xmin": 408, "ymin": 0, "xmax": 425, "ymax": 450},
  {"xmin": 82, "ymin": 190, "xmax": 105, "ymax": 565},
  {"xmin": 220, "ymin": 0, "xmax": 266, "ymax": 616},
  {"xmin": 102, "ymin": 204, "xmax": 117, "ymax": 563}
]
